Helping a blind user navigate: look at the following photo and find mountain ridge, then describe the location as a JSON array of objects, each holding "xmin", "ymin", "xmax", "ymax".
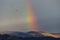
[{"xmin": 0, "ymin": 31, "xmax": 60, "ymax": 38}]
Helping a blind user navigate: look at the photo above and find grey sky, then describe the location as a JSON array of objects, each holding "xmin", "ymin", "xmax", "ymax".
[
  {"xmin": 0, "ymin": 0, "xmax": 29, "ymax": 32},
  {"xmin": 0, "ymin": 0, "xmax": 60, "ymax": 33},
  {"xmin": 32, "ymin": 0, "xmax": 60, "ymax": 33}
]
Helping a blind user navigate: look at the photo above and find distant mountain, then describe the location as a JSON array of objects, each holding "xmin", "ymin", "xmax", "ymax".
[
  {"xmin": 8, "ymin": 31, "xmax": 44, "ymax": 38},
  {"xmin": 9, "ymin": 32, "xmax": 31, "ymax": 38},
  {"xmin": 27, "ymin": 31, "xmax": 44, "ymax": 37},
  {"xmin": 0, "ymin": 31, "xmax": 60, "ymax": 38},
  {"xmin": 9, "ymin": 31, "xmax": 47, "ymax": 38}
]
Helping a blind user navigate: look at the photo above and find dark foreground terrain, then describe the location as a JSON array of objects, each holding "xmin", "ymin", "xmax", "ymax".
[
  {"xmin": 0, "ymin": 31, "xmax": 60, "ymax": 40},
  {"xmin": 0, "ymin": 34, "xmax": 60, "ymax": 40}
]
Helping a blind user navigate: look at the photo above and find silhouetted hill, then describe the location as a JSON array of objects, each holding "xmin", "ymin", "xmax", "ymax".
[
  {"xmin": 27, "ymin": 31, "xmax": 44, "ymax": 37},
  {"xmin": 9, "ymin": 32, "xmax": 31, "ymax": 38},
  {"xmin": 0, "ymin": 31, "xmax": 60, "ymax": 40}
]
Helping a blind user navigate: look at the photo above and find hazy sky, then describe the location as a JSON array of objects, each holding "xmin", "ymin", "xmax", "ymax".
[
  {"xmin": 0, "ymin": 0, "xmax": 60, "ymax": 33},
  {"xmin": 32, "ymin": 0, "xmax": 60, "ymax": 33}
]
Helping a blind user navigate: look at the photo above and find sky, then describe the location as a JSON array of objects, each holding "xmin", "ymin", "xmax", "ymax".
[{"xmin": 0, "ymin": 0, "xmax": 60, "ymax": 33}]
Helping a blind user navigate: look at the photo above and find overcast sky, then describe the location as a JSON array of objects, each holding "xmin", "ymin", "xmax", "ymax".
[
  {"xmin": 0, "ymin": 0, "xmax": 60, "ymax": 33},
  {"xmin": 32, "ymin": 0, "xmax": 60, "ymax": 33}
]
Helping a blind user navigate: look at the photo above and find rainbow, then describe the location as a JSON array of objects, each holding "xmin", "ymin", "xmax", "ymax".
[{"xmin": 26, "ymin": 0, "xmax": 39, "ymax": 31}]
